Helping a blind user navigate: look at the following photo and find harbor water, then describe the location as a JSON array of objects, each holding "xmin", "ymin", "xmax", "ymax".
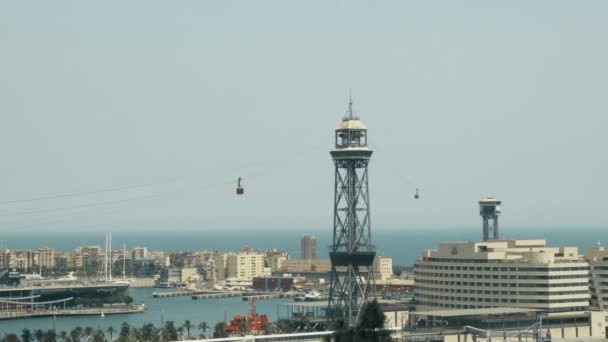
[{"xmin": 0, "ymin": 287, "xmax": 292, "ymax": 335}]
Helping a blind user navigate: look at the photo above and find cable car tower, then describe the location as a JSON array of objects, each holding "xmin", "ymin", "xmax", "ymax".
[
  {"xmin": 480, "ymin": 197, "xmax": 502, "ymax": 241},
  {"xmin": 327, "ymin": 97, "xmax": 376, "ymax": 327}
]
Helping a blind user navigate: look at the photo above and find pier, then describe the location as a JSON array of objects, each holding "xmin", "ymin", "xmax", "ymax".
[
  {"xmin": 0, "ymin": 305, "xmax": 145, "ymax": 320},
  {"xmin": 192, "ymin": 292, "xmax": 243, "ymax": 300},
  {"xmin": 241, "ymin": 292, "xmax": 299, "ymax": 301}
]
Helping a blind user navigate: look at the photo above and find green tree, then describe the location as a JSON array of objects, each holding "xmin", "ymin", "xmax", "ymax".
[
  {"xmin": 34, "ymin": 330, "xmax": 44, "ymax": 342},
  {"xmin": 162, "ymin": 322, "xmax": 178, "ymax": 342},
  {"xmin": 43, "ymin": 330, "xmax": 56, "ymax": 342},
  {"xmin": 2, "ymin": 334, "xmax": 20, "ymax": 342},
  {"xmin": 212, "ymin": 322, "xmax": 227, "ymax": 338},
  {"xmin": 119, "ymin": 323, "xmax": 131, "ymax": 338},
  {"xmin": 83, "ymin": 327, "xmax": 94, "ymax": 340},
  {"xmin": 58, "ymin": 332, "xmax": 68, "ymax": 342},
  {"xmin": 92, "ymin": 329, "xmax": 105, "ymax": 342},
  {"xmin": 182, "ymin": 320, "xmax": 193, "ymax": 339},
  {"xmin": 327, "ymin": 300, "xmax": 390, "ymax": 342},
  {"xmin": 106, "ymin": 327, "xmax": 114, "ymax": 342},
  {"xmin": 22, "ymin": 329, "xmax": 32, "ymax": 342},
  {"xmin": 358, "ymin": 299, "xmax": 385, "ymax": 330},
  {"xmin": 123, "ymin": 296, "xmax": 134, "ymax": 306},
  {"xmin": 69, "ymin": 327, "xmax": 82, "ymax": 342},
  {"xmin": 197, "ymin": 322, "xmax": 209, "ymax": 338},
  {"xmin": 140, "ymin": 324, "xmax": 156, "ymax": 342}
]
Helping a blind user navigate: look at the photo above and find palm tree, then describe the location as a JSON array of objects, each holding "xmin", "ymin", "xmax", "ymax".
[
  {"xmin": 197, "ymin": 322, "xmax": 209, "ymax": 338},
  {"xmin": 106, "ymin": 327, "xmax": 114, "ymax": 342},
  {"xmin": 22, "ymin": 329, "xmax": 33, "ymax": 342},
  {"xmin": 69, "ymin": 327, "xmax": 82, "ymax": 342},
  {"xmin": 92, "ymin": 329, "xmax": 103, "ymax": 342},
  {"xmin": 59, "ymin": 331, "xmax": 68, "ymax": 342},
  {"xmin": 182, "ymin": 320, "xmax": 193, "ymax": 339},
  {"xmin": 83, "ymin": 327, "xmax": 94, "ymax": 341},
  {"xmin": 34, "ymin": 329, "xmax": 44, "ymax": 342}
]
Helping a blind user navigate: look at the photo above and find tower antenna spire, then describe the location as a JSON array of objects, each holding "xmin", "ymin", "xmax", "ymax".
[{"xmin": 345, "ymin": 89, "xmax": 357, "ymax": 120}]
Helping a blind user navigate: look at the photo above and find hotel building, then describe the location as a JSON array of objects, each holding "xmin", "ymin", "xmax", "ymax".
[{"xmin": 414, "ymin": 239, "xmax": 590, "ymax": 312}]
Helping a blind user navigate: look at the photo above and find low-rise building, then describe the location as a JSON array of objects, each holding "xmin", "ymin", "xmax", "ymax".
[
  {"xmin": 280, "ymin": 259, "xmax": 332, "ymax": 274},
  {"xmin": 252, "ymin": 276, "xmax": 295, "ymax": 291}
]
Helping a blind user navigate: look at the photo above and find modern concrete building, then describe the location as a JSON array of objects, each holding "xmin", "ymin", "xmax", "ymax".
[
  {"xmin": 414, "ymin": 239, "xmax": 590, "ymax": 312},
  {"xmin": 300, "ymin": 235, "xmax": 317, "ymax": 259}
]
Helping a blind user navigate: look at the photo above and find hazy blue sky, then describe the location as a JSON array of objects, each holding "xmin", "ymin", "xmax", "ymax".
[{"xmin": 1, "ymin": 1, "xmax": 607, "ymax": 232}]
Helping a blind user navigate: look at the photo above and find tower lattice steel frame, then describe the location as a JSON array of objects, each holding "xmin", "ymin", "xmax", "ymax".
[{"xmin": 327, "ymin": 99, "xmax": 376, "ymax": 327}]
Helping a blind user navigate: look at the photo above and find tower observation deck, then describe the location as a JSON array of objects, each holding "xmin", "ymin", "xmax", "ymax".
[{"xmin": 327, "ymin": 98, "xmax": 376, "ymax": 327}]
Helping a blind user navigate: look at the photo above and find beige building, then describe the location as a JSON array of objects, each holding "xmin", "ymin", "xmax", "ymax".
[
  {"xmin": 281, "ymin": 258, "xmax": 332, "ymax": 273},
  {"xmin": 414, "ymin": 239, "xmax": 590, "ymax": 312},
  {"xmin": 268, "ymin": 254, "xmax": 288, "ymax": 273},
  {"xmin": 213, "ymin": 253, "xmax": 228, "ymax": 280},
  {"xmin": 584, "ymin": 246, "xmax": 608, "ymax": 310},
  {"xmin": 35, "ymin": 248, "xmax": 55, "ymax": 269},
  {"xmin": 374, "ymin": 256, "xmax": 393, "ymax": 280},
  {"xmin": 226, "ymin": 252, "xmax": 265, "ymax": 280}
]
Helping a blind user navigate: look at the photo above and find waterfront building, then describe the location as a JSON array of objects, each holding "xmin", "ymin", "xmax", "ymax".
[
  {"xmin": 252, "ymin": 276, "xmax": 295, "ymax": 291},
  {"xmin": 159, "ymin": 267, "xmax": 198, "ymax": 285},
  {"xmin": 226, "ymin": 252, "xmax": 265, "ymax": 280},
  {"xmin": 414, "ymin": 239, "xmax": 590, "ymax": 312},
  {"xmin": 281, "ymin": 258, "xmax": 332, "ymax": 274},
  {"xmin": 300, "ymin": 235, "xmax": 317, "ymax": 259}
]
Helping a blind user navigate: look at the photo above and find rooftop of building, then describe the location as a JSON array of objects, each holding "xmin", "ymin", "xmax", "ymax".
[{"xmin": 419, "ymin": 239, "xmax": 583, "ymax": 264}]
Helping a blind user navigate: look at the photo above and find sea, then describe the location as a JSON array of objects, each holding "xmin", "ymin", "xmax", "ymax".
[{"xmin": 0, "ymin": 226, "xmax": 606, "ymax": 334}]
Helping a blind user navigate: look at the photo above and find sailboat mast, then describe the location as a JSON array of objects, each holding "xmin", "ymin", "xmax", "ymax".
[
  {"xmin": 104, "ymin": 233, "xmax": 108, "ymax": 282},
  {"xmin": 123, "ymin": 244, "xmax": 126, "ymax": 280},
  {"xmin": 109, "ymin": 233, "xmax": 112, "ymax": 281}
]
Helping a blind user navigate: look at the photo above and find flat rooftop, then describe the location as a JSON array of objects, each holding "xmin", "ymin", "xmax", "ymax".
[{"xmin": 413, "ymin": 307, "xmax": 540, "ymax": 318}]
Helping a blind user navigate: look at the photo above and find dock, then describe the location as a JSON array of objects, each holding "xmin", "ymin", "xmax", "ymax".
[
  {"xmin": 0, "ymin": 305, "xmax": 145, "ymax": 320},
  {"xmin": 241, "ymin": 292, "xmax": 300, "ymax": 301},
  {"xmin": 192, "ymin": 292, "xmax": 243, "ymax": 300},
  {"xmin": 153, "ymin": 291, "xmax": 197, "ymax": 298}
]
